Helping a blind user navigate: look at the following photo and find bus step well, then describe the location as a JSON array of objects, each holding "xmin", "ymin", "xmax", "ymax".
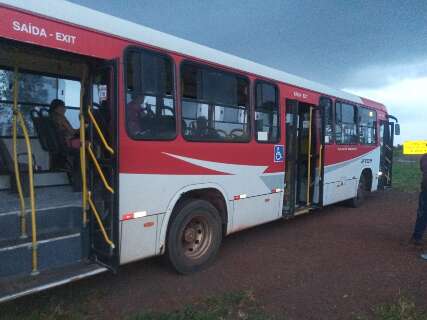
[
  {"xmin": 0, "ymin": 206, "xmax": 81, "ymax": 243},
  {"xmin": 0, "ymin": 203, "xmax": 84, "ymax": 278}
]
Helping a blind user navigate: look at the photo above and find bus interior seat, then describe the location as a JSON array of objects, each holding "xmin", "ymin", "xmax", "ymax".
[
  {"xmin": 0, "ymin": 138, "xmax": 37, "ymax": 196},
  {"xmin": 31, "ymin": 109, "xmax": 81, "ymax": 190},
  {"xmin": 156, "ymin": 115, "xmax": 175, "ymax": 137}
]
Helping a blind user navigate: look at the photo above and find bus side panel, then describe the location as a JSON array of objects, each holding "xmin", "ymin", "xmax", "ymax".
[
  {"xmin": 323, "ymin": 146, "xmax": 380, "ymax": 205},
  {"xmin": 118, "ymin": 170, "xmax": 285, "ymax": 259}
]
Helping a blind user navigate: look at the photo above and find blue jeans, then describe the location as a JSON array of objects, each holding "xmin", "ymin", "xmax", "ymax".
[{"xmin": 412, "ymin": 190, "xmax": 427, "ymax": 242}]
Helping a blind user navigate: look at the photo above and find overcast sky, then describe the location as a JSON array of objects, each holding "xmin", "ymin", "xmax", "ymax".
[{"xmin": 69, "ymin": 0, "xmax": 427, "ymax": 144}]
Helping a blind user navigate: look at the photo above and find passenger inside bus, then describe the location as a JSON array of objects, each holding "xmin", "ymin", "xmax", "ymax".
[
  {"xmin": 50, "ymin": 99, "xmax": 81, "ymax": 149},
  {"xmin": 190, "ymin": 116, "xmax": 221, "ymax": 140}
]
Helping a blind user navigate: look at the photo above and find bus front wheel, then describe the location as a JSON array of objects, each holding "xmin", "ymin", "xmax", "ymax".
[
  {"xmin": 349, "ymin": 174, "xmax": 367, "ymax": 208},
  {"xmin": 166, "ymin": 199, "xmax": 222, "ymax": 274}
]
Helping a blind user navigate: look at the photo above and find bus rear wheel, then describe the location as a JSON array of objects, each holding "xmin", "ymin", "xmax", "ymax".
[{"xmin": 166, "ymin": 199, "xmax": 222, "ymax": 274}]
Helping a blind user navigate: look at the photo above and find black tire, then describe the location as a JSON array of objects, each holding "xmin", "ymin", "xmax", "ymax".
[
  {"xmin": 349, "ymin": 174, "xmax": 367, "ymax": 208},
  {"xmin": 166, "ymin": 199, "xmax": 222, "ymax": 274}
]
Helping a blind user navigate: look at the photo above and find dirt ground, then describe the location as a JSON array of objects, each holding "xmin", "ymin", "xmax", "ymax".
[{"xmin": 2, "ymin": 190, "xmax": 427, "ymax": 319}]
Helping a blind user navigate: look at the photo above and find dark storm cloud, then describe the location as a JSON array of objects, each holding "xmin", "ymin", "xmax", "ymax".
[{"xmin": 68, "ymin": 0, "xmax": 427, "ymax": 88}]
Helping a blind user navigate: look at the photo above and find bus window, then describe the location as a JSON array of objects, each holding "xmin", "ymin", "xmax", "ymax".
[
  {"xmin": 181, "ymin": 63, "xmax": 250, "ymax": 142},
  {"xmin": 255, "ymin": 81, "xmax": 279, "ymax": 143},
  {"xmin": 125, "ymin": 48, "xmax": 175, "ymax": 140},
  {"xmin": 0, "ymin": 68, "xmax": 80, "ymax": 138},
  {"xmin": 323, "ymin": 98, "xmax": 334, "ymax": 144},
  {"xmin": 335, "ymin": 102, "xmax": 357, "ymax": 144},
  {"xmin": 358, "ymin": 106, "xmax": 377, "ymax": 144}
]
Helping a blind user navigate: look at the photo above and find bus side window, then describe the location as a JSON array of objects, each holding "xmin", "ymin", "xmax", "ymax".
[
  {"xmin": 255, "ymin": 81, "xmax": 279, "ymax": 143},
  {"xmin": 358, "ymin": 106, "xmax": 377, "ymax": 145},
  {"xmin": 335, "ymin": 102, "xmax": 357, "ymax": 144},
  {"xmin": 181, "ymin": 63, "xmax": 250, "ymax": 142},
  {"xmin": 321, "ymin": 97, "xmax": 334, "ymax": 144},
  {"xmin": 125, "ymin": 48, "xmax": 176, "ymax": 140}
]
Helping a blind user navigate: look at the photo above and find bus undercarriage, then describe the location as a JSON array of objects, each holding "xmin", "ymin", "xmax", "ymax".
[{"xmin": 0, "ymin": 39, "xmax": 118, "ymax": 302}]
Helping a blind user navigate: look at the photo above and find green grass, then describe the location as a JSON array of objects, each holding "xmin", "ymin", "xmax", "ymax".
[
  {"xmin": 0, "ymin": 284, "xmax": 98, "ymax": 320},
  {"xmin": 357, "ymin": 296, "xmax": 427, "ymax": 320},
  {"xmin": 392, "ymin": 148, "xmax": 421, "ymax": 192},
  {"xmin": 0, "ymin": 290, "xmax": 274, "ymax": 320},
  {"xmin": 392, "ymin": 160, "xmax": 421, "ymax": 192},
  {"xmin": 129, "ymin": 291, "xmax": 274, "ymax": 320}
]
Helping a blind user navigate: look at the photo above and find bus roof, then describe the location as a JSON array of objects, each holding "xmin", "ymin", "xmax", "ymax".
[{"xmin": 1, "ymin": 0, "xmax": 386, "ymax": 111}]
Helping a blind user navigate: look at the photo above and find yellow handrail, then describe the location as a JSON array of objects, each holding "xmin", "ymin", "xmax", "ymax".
[
  {"xmin": 306, "ymin": 107, "xmax": 313, "ymax": 207},
  {"xmin": 87, "ymin": 107, "xmax": 114, "ymax": 155},
  {"xmin": 87, "ymin": 192, "xmax": 115, "ymax": 249},
  {"xmin": 11, "ymin": 70, "xmax": 26, "ymax": 239},
  {"xmin": 79, "ymin": 73, "xmax": 88, "ymax": 225},
  {"xmin": 87, "ymin": 143, "xmax": 114, "ymax": 194},
  {"xmin": 12, "ymin": 67, "xmax": 38, "ymax": 275}
]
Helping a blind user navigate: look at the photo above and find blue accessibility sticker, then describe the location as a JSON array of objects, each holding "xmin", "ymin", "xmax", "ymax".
[{"xmin": 274, "ymin": 145, "xmax": 284, "ymax": 163}]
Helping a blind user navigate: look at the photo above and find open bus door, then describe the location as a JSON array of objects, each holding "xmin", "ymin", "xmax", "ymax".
[
  {"xmin": 86, "ymin": 60, "xmax": 119, "ymax": 271},
  {"xmin": 284, "ymin": 99, "xmax": 320, "ymax": 216},
  {"xmin": 283, "ymin": 99, "xmax": 298, "ymax": 216},
  {"xmin": 379, "ymin": 116, "xmax": 399, "ymax": 189}
]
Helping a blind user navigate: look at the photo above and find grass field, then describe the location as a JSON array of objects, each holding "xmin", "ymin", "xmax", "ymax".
[
  {"xmin": 2, "ymin": 290, "xmax": 426, "ymax": 320},
  {"xmin": 392, "ymin": 149, "xmax": 422, "ymax": 192}
]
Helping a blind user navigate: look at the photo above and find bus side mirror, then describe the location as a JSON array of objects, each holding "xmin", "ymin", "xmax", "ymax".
[{"xmin": 395, "ymin": 123, "xmax": 400, "ymax": 136}]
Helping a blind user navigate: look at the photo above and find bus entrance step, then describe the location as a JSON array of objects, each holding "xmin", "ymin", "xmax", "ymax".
[
  {"xmin": 0, "ymin": 206, "xmax": 82, "ymax": 243},
  {"xmin": 0, "ymin": 262, "xmax": 106, "ymax": 304},
  {"xmin": 0, "ymin": 232, "xmax": 82, "ymax": 278}
]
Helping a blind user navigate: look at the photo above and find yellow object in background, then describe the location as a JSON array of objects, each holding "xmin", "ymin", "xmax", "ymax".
[{"xmin": 403, "ymin": 140, "xmax": 427, "ymax": 155}]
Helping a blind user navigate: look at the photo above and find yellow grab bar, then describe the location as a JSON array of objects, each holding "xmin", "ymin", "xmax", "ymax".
[
  {"xmin": 306, "ymin": 107, "xmax": 313, "ymax": 206},
  {"xmin": 87, "ymin": 143, "xmax": 114, "ymax": 194},
  {"xmin": 12, "ymin": 67, "xmax": 38, "ymax": 275},
  {"xmin": 87, "ymin": 192, "xmax": 115, "ymax": 249},
  {"xmin": 11, "ymin": 71, "xmax": 27, "ymax": 239},
  {"xmin": 88, "ymin": 107, "xmax": 114, "ymax": 155}
]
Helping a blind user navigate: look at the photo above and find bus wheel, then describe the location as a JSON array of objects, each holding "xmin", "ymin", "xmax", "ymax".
[
  {"xmin": 349, "ymin": 174, "xmax": 367, "ymax": 208},
  {"xmin": 166, "ymin": 199, "xmax": 222, "ymax": 274}
]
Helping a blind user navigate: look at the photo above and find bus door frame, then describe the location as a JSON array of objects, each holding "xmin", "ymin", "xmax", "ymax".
[
  {"xmin": 315, "ymin": 96, "xmax": 332, "ymax": 208},
  {"xmin": 379, "ymin": 118, "xmax": 395, "ymax": 188},
  {"xmin": 284, "ymin": 99, "xmax": 320, "ymax": 216},
  {"xmin": 86, "ymin": 58, "xmax": 120, "ymax": 272},
  {"xmin": 283, "ymin": 99, "xmax": 299, "ymax": 216}
]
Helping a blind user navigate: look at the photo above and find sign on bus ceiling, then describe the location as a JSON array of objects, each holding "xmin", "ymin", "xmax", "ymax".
[{"xmin": 403, "ymin": 140, "xmax": 427, "ymax": 155}]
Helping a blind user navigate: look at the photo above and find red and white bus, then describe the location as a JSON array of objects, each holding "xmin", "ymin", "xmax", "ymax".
[{"xmin": 0, "ymin": 0, "xmax": 399, "ymax": 302}]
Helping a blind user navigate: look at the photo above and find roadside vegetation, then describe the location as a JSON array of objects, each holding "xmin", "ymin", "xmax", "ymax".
[
  {"xmin": 357, "ymin": 296, "xmax": 427, "ymax": 320},
  {"xmin": 130, "ymin": 291, "xmax": 273, "ymax": 320},
  {"xmin": 392, "ymin": 146, "xmax": 421, "ymax": 193},
  {"xmin": 2, "ymin": 289, "xmax": 426, "ymax": 320}
]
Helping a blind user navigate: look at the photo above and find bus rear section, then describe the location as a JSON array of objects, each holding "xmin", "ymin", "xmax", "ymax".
[{"xmin": 0, "ymin": 39, "xmax": 119, "ymax": 302}]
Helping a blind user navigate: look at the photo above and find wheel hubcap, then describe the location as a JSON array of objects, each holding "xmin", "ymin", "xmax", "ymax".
[{"xmin": 181, "ymin": 216, "xmax": 213, "ymax": 260}]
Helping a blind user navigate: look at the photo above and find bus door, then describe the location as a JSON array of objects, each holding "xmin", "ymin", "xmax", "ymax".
[
  {"xmin": 379, "ymin": 118, "xmax": 396, "ymax": 189},
  {"xmin": 86, "ymin": 60, "xmax": 119, "ymax": 271},
  {"xmin": 284, "ymin": 100, "xmax": 319, "ymax": 216}
]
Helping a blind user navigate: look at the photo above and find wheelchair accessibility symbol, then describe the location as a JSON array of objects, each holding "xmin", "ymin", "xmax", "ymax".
[{"xmin": 274, "ymin": 145, "xmax": 284, "ymax": 163}]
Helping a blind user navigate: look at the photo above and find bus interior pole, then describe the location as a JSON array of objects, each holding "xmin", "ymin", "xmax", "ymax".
[
  {"xmin": 80, "ymin": 67, "xmax": 88, "ymax": 226},
  {"xmin": 13, "ymin": 65, "xmax": 39, "ymax": 275}
]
